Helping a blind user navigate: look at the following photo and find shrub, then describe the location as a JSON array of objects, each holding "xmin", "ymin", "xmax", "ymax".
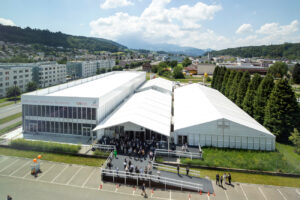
[
  {"xmin": 11, "ymin": 139, "xmax": 81, "ymax": 154},
  {"xmin": 93, "ymin": 149, "xmax": 111, "ymax": 157}
]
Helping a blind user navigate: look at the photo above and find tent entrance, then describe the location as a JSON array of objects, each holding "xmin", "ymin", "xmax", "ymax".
[{"xmin": 178, "ymin": 135, "xmax": 188, "ymax": 145}]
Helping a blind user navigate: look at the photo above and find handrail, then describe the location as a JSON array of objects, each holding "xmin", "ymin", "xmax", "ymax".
[
  {"xmin": 93, "ymin": 144, "xmax": 116, "ymax": 151},
  {"xmin": 101, "ymin": 168, "xmax": 204, "ymax": 191},
  {"xmin": 155, "ymin": 149, "xmax": 202, "ymax": 159},
  {"xmin": 152, "ymin": 162, "xmax": 200, "ymax": 177}
]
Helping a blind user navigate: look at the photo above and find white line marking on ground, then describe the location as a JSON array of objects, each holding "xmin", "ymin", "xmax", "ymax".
[
  {"xmin": 36, "ymin": 164, "xmax": 56, "ymax": 180},
  {"xmin": 9, "ymin": 160, "xmax": 30, "ymax": 176},
  {"xmin": 51, "ymin": 165, "xmax": 68, "ymax": 183},
  {"xmin": 0, "ymin": 173, "xmax": 171, "ymax": 200},
  {"xmin": 169, "ymin": 190, "xmax": 171, "ymax": 200},
  {"xmin": 224, "ymin": 190, "xmax": 230, "ymax": 200},
  {"xmin": 0, "ymin": 156, "xmax": 8, "ymax": 163},
  {"xmin": 277, "ymin": 189, "xmax": 288, "ymax": 200},
  {"xmin": 81, "ymin": 168, "xmax": 96, "ymax": 188},
  {"xmin": 0, "ymin": 159, "xmax": 18, "ymax": 173},
  {"xmin": 240, "ymin": 184, "xmax": 249, "ymax": 200},
  {"xmin": 65, "ymin": 166, "xmax": 83, "ymax": 185},
  {"xmin": 296, "ymin": 189, "xmax": 300, "ymax": 195},
  {"xmin": 258, "ymin": 187, "xmax": 268, "ymax": 200}
]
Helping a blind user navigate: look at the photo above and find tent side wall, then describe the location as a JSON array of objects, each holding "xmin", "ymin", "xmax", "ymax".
[{"xmin": 174, "ymin": 120, "xmax": 275, "ymax": 151}]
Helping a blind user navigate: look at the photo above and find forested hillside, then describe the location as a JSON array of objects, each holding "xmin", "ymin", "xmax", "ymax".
[
  {"xmin": 209, "ymin": 43, "xmax": 300, "ymax": 59},
  {"xmin": 0, "ymin": 24, "xmax": 126, "ymax": 52}
]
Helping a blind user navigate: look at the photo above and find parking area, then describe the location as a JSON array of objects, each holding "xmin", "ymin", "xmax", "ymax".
[{"xmin": 0, "ymin": 155, "xmax": 299, "ymax": 200}]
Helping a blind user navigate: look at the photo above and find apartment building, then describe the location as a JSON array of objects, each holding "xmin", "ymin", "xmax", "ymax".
[{"xmin": 0, "ymin": 64, "xmax": 33, "ymax": 97}]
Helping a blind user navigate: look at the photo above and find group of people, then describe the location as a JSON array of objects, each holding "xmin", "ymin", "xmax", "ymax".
[
  {"xmin": 123, "ymin": 157, "xmax": 153, "ymax": 176},
  {"xmin": 216, "ymin": 173, "xmax": 232, "ymax": 187},
  {"xmin": 176, "ymin": 165, "xmax": 190, "ymax": 176}
]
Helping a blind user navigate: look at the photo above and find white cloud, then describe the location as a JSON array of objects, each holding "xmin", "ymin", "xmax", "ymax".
[
  {"xmin": 0, "ymin": 17, "xmax": 15, "ymax": 26},
  {"xmin": 236, "ymin": 24, "xmax": 253, "ymax": 34},
  {"xmin": 256, "ymin": 20, "xmax": 298, "ymax": 35},
  {"xmin": 91, "ymin": 0, "xmax": 222, "ymax": 48},
  {"xmin": 100, "ymin": 0, "xmax": 134, "ymax": 9}
]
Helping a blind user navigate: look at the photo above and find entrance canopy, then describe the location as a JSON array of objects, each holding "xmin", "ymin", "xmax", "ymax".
[{"xmin": 94, "ymin": 89, "xmax": 172, "ymax": 137}]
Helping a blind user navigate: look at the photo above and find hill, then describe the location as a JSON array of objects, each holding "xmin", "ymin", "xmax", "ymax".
[
  {"xmin": 208, "ymin": 43, "xmax": 300, "ymax": 59},
  {"xmin": 0, "ymin": 24, "xmax": 126, "ymax": 52}
]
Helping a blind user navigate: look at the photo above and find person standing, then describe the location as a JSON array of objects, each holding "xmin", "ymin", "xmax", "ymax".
[
  {"xmin": 223, "ymin": 173, "xmax": 227, "ymax": 185},
  {"xmin": 177, "ymin": 164, "xmax": 180, "ymax": 175},
  {"xmin": 141, "ymin": 183, "xmax": 147, "ymax": 197},
  {"xmin": 7, "ymin": 195, "xmax": 12, "ymax": 200},
  {"xmin": 216, "ymin": 174, "xmax": 219, "ymax": 185},
  {"xmin": 113, "ymin": 149, "xmax": 117, "ymax": 159},
  {"xmin": 220, "ymin": 175, "xmax": 223, "ymax": 187},
  {"xmin": 186, "ymin": 165, "xmax": 190, "ymax": 176},
  {"xmin": 228, "ymin": 173, "xmax": 232, "ymax": 185}
]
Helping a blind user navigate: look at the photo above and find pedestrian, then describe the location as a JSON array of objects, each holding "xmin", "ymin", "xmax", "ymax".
[
  {"xmin": 177, "ymin": 164, "xmax": 180, "ymax": 175},
  {"xmin": 123, "ymin": 161, "xmax": 127, "ymax": 170},
  {"xmin": 228, "ymin": 173, "xmax": 232, "ymax": 185},
  {"xmin": 186, "ymin": 165, "xmax": 190, "ymax": 176},
  {"xmin": 7, "ymin": 195, "xmax": 12, "ymax": 200},
  {"xmin": 223, "ymin": 173, "xmax": 227, "ymax": 184},
  {"xmin": 220, "ymin": 175, "xmax": 223, "ymax": 187},
  {"xmin": 216, "ymin": 174, "xmax": 219, "ymax": 185},
  {"xmin": 116, "ymin": 167, "xmax": 119, "ymax": 176},
  {"xmin": 141, "ymin": 183, "xmax": 147, "ymax": 197},
  {"xmin": 113, "ymin": 149, "xmax": 117, "ymax": 158}
]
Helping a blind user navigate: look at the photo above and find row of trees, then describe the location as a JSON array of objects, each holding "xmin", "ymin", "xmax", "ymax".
[
  {"xmin": 212, "ymin": 66, "xmax": 300, "ymax": 143},
  {"xmin": 6, "ymin": 81, "xmax": 38, "ymax": 98},
  {"xmin": 151, "ymin": 61, "xmax": 184, "ymax": 79}
]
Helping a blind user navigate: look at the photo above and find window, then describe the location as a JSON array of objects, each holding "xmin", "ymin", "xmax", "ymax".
[
  {"xmin": 92, "ymin": 108, "xmax": 96, "ymax": 120},
  {"xmin": 5, "ymin": 77, "xmax": 9, "ymax": 80},
  {"xmin": 78, "ymin": 107, "xmax": 81, "ymax": 119},
  {"xmin": 5, "ymin": 72, "xmax": 9, "ymax": 75},
  {"xmin": 25, "ymin": 70, "xmax": 29, "ymax": 72},
  {"xmin": 5, "ymin": 82, "xmax": 9, "ymax": 86},
  {"xmin": 14, "ymin": 71, "xmax": 17, "ymax": 73},
  {"xmin": 82, "ymin": 107, "xmax": 86, "ymax": 119},
  {"xmin": 19, "ymin": 70, "xmax": 23, "ymax": 73},
  {"xmin": 73, "ymin": 107, "xmax": 77, "ymax": 118},
  {"xmin": 87, "ymin": 108, "xmax": 91, "ymax": 120}
]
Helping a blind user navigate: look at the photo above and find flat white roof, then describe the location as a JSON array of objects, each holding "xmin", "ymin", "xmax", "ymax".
[
  {"xmin": 174, "ymin": 83, "xmax": 274, "ymax": 136},
  {"xmin": 94, "ymin": 89, "xmax": 172, "ymax": 137},
  {"xmin": 24, "ymin": 71, "xmax": 144, "ymax": 98},
  {"xmin": 138, "ymin": 77, "xmax": 173, "ymax": 93}
]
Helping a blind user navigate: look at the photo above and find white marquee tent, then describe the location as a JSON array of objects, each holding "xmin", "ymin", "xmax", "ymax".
[{"xmin": 173, "ymin": 83, "xmax": 275, "ymax": 151}]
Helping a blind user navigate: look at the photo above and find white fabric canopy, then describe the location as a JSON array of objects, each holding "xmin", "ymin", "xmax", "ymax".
[{"xmin": 138, "ymin": 77, "xmax": 173, "ymax": 94}]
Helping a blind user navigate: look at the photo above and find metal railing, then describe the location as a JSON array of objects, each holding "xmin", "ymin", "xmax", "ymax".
[
  {"xmin": 101, "ymin": 168, "xmax": 204, "ymax": 192},
  {"xmin": 152, "ymin": 162, "xmax": 200, "ymax": 177},
  {"xmin": 93, "ymin": 144, "xmax": 116, "ymax": 151},
  {"xmin": 154, "ymin": 149, "xmax": 202, "ymax": 160}
]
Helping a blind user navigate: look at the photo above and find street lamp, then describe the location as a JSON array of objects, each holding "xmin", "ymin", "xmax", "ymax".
[{"xmin": 13, "ymin": 81, "xmax": 17, "ymax": 104}]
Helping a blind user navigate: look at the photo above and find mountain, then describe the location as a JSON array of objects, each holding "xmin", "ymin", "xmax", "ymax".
[
  {"xmin": 117, "ymin": 37, "xmax": 209, "ymax": 56},
  {"xmin": 208, "ymin": 43, "xmax": 300, "ymax": 59},
  {"xmin": 0, "ymin": 24, "xmax": 127, "ymax": 52}
]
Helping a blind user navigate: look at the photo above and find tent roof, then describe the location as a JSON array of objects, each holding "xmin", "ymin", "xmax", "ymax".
[
  {"xmin": 94, "ymin": 89, "xmax": 172, "ymax": 136},
  {"xmin": 174, "ymin": 83, "xmax": 274, "ymax": 137},
  {"xmin": 138, "ymin": 77, "xmax": 173, "ymax": 93}
]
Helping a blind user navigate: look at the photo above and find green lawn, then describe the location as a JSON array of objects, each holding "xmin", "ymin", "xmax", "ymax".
[
  {"xmin": 0, "ymin": 102, "xmax": 14, "ymax": 108},
  {"xmin": 0, "ymin": 96, "xmax": 20, "ymax": 104},
  {"xmin": 180, "ymin": 143, "xmax": 300, "ymax": 174},
  {"xmin": 0, "ymin": 112, "xmax": 22, "ymax": 124},
  {"xmin": 0, "ymin": 147, "xmax": 105, "ymax": 167},
  {"xmin": 0, "ymin": 121, "xmax": 22, "ymax": 136}
]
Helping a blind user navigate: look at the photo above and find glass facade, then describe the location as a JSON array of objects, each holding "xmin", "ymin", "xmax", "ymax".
[{"xmin": 22, "ymin": 104, "xmax": 97, "ymax": 136}]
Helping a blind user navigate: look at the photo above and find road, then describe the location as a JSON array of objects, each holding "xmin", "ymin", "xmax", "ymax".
[
  {"xmin": 0, "ymin": 155, "xmax": 299, "ymax": 200},
  {"xmin": 0, "ymin": 102, "xmax": 21, "ymax": 119}
]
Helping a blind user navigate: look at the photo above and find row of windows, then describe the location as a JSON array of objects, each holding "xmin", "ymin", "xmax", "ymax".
[
  {"xmin": 23, "ymin": 105, "xmax": 96, "ymax": 120},
  {"xmin": 0, "ymin": 70, "xmax": 30, "ymax": 75},
  {"xmin": 23, "ymin": 120, "xmax": 96, "ymax": 136}
]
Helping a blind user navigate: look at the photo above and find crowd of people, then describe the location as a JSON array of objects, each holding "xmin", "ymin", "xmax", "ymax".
[{"xmin": 216, "ymin": 173, "xmax": 232, "ymax": 187}]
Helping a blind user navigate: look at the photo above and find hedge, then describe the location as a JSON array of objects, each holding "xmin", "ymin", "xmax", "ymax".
[{"xmin": 11, "ymin": 139, "xmax": 81, "ymax": 154}]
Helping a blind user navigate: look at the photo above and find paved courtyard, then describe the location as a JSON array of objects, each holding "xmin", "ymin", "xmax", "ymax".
[{"xmin": 0, "ymin": 155, "xmax": 299, "ymax": 200}]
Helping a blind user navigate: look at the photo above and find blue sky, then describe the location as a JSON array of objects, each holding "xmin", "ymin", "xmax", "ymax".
[{"xmin": 0, "ymin": 0, "xmax": 300, "ymax": 49}]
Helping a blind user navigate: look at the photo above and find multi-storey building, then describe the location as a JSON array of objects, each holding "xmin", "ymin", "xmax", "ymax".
[
  {"xmin": 33, "ymin": 62, "xmax": 67, "ymax": 88},
  {"xmin": 67, "ymin": 60, "xmax": 115, "ymax": 79},
  {"xmin": 0, "ymin": 64, "xmax": 33, "ymax": 97}
]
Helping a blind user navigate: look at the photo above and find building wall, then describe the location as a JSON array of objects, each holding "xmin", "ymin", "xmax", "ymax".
[
  {"xmin": 0, "ymin": 66, "xmax": 32, "ymax": 97},
  {"xmin": 35, "ymin": 64, "xmax": 67, "ymax": 88},
  {"xmin": 197, "ymin": 64, "xmax": 216, "ymax": 75},
  {"xmin": 174, "ymin": 120, "xmax": 275, "ymax": 151}
]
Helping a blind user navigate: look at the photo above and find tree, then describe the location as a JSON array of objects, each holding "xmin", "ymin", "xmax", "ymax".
[
  {"xmin": 236, "ymin": 71, "xmax": 250, "ymax": 107},
  {"xmin": 6, "ymin": 86, "xmax": 21, "ymax": 98},
  {"xmin": 159, "ymin": 61, "xmax": 168, "ymax": 69},
  {"xmin": 253, "ymin": 74, "xmax": 274, "ymax": 124},
  {"xmin": 292, "ymin": 63, "xmax": 300, "ymax": 84},
  {"xmin": 267, "ymin": 62, "xmax": 288, "ymax": 78},
  {"xmin": 216, "ymin": 67, "xmax": 226, "ymax": 90},
  {"xmin": 26, "ymin": 81, "xmax": 38, "ymax": 92},
  {"xmin": 264, "ymin": 79, "xmax": 300, "ymax": 142},
  {"xmin": 229, "ymin": 71, "xmax": 243, "ymax": 102},
  {"xmin": 225, "ymin": 70, "xmax": 237, "ymax": 97},
  {"xmin": 182, "ymin": 57, "xmax": 192, "ymax": 67},
  {"xmin": 173, "ymin": 66, "xmax": 184, "ymax": 79},
  {"xmin": 220, "ymin": 69, "xmax": 230, "ymax": 94},
  {"xmin": 289, "ymin": 128, "xmax": 300, "ymax": 154},
  {"xmin": 211, "ymin": 66, "xmax": 219, "ymax": 89},
  {"xmin": 242, "ymin": 74, "xmax": 262, "ymax": 117},
  {"xmin": 170, "ymin": 60, "xmax": 178, "ymax": 68}
]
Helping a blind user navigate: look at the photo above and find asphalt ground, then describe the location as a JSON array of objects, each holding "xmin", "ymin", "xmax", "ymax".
[{"xmin": 0, "ymin": 155, "xmax": 299, "ymax": 200}]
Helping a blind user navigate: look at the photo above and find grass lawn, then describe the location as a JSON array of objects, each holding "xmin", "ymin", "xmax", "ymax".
[
  {"xmin": 0, "ymin": 147, "xmax": 106, "ymax": 167},
  {"xmin": 0, "ymin": 101, "xmax": 14, "ymax": 108},
  {"xmin": 0, "ymin": 121, "xmax": 22, "ymax": 136},
  {"xmin": 0, "ymin": 96, "xmax": 20, "ymax": 104},
  {"xmin": 0, "ymin": 112, "xmax": 22, "ymax": 124},
  {"xmin": 180, "ymin": 143, "xmax": 300, "ymax": 174}
]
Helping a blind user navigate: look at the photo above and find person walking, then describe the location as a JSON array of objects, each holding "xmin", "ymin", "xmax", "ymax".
[
  {"xmin": 177, "ymin": 164, "xmax": 180, "ymax": 175},
  {"xmin": 220, "ymin": 175, "xmax": 223, "ymax": 187},
  {"xmin": 228, "ymin": 173, "xmax": 232, "ymax": 185},
  {"xmin": 186, "ymin": 165, "xmax": 190, "ymax": 176},
  {"xmin": 7, "ymin": 195, "xmax": 12, "ymax": 200},
  {"xmin": 113, "ymin": 149, "xmax": 117, "ymax": 159},
  {"xmin": 141, "ymin": 183, "xmax": 147, "ymax": 197},
  {"xmin": 216, "ymin": 174, "xmax": 219, "ymax": 186}
]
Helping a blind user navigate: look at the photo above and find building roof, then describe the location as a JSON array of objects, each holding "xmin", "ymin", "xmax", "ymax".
[
  {"xmin": 94, "ymin": 89, "xmax": 172, "ymax": 137},
  {"xmin": 174, "ymin": 83, "xmax": 274, "ymax": 137},
  {"xmin": 138, "ymin": 77, "xmax": 173, "ymax": 94},
  {"xmin": 24, "ymin": 71, "xmax": 144, "ymax": 98}
]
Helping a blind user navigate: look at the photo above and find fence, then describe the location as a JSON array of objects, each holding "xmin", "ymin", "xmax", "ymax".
[
  {"xmin": 154, "ymin": 149, "xmax": 202, "ymax": 160},
  {"xmin": 152, "ymin": 162, "xmax": 200, "ymax": 177},
  {"xmin": 92, "ymin": 144, "xmax": 116, "ymax": 151},
  {"xmin": 101, "ymin": 168, "xmax": 204, "ymax": 192}
]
